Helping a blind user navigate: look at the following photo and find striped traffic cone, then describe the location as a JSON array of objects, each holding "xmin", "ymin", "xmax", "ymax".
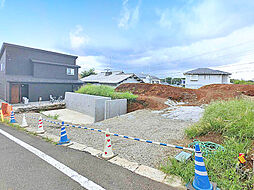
[
  {"xmin": 102, "ymin": 128, "xmax": 115, "ymax": 159},
  {"xmin": 58, "ymin": 122, "xmax": 70, "ymax": 145},
  {"xmin": 36, "ymin": 116, "xmax": 45, "ymax": 134},
  {"xmin": 10, "ymin": 110, "xmax": 16, "ymax": 123},
  {"xmin": 0, "ymin": 110, "xmax": 4, "ymax": 122},
  {"xmin": 192, "ymin": 143, "xmax": 213, "ymax": 190},
  {"xmin": 21, "ymin": 114, "xmax": 28, "ymax": 128}
]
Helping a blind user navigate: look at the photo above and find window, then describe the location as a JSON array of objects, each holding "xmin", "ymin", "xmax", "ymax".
[
  {"xmin": 67, "ymin": 68, "xmax": 74, "ymax": 75},
  {"xmin": 190, "ymin": 75, "xmax": 198, "ymax": 81}
]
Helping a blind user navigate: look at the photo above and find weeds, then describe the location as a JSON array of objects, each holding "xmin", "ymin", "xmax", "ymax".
[
  {"xmin": 185, "ymin": 99, "xmax": 254, "ymax": 139},
  {"xmin": 161, "ymin": 138, "xmax": 253, "ymax": 189},
  {"xmin": 162, "ymin": 99, "xmax": 254, "ymax": 189},
  {"xmin": 47, "ymin": 114, "xmax": 59, "ymax": 120},
  {"xmin": 76, "ymin": 84, "xmax": 138, "ymax": 100}
]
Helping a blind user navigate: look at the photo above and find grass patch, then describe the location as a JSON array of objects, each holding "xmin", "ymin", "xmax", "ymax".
[
  {"xmin": 231, "ymin": 79, "xmax": 254, "ymax": 85},
  {"xmin": 76, "ymin": 84, "xmax": 138, "ymax": 100},
  {"xmin": 162, "ymin": 99, "xmax": 254, "ymax": 189},
  {"xmin": 161, "ymin": 138, "xmax": 253, "ymax": 189},
  {"xmin": 47, "ymin": 114, "xmax": 59, "ymax": 120},
  {"xmin": 185, "ymin": 99, "xmax": 254, "ymax": 139},
  {"xmin": 2, "ymin": 119, "xmax": 57, "ymax": 144}
]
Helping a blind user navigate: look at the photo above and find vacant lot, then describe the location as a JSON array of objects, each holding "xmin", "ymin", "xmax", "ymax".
[{"xmin": 16, "ymin": 109, "xmax": 194, "ymax": 168}]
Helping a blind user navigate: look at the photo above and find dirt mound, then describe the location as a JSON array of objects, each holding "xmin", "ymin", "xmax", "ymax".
[
  {"xmin": 116, "ymin": 83, "xmax": 198, "ymax": 103},
  {"xmin": 116, "ymin": 83, "xmax": 254, "ymax": 110}
]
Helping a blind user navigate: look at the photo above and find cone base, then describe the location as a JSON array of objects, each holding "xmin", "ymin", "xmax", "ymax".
[
  {"xmin": 36, "ymin": 130, "xmax": 45, "ymax": 134},
  {"xmin": 101, "ymin": 153, "xmax": 117, "ymax": 160},
  {"xmin": 21, "ymin": 124, "xmax": 28, "ymax": 128},
  {"xmin": 57, "ymin": 139, "xmax": 71, "ymax": 145},
  {"xmin": 10, "ymin": 120, "xmax": 16, "ymax": 123},
  {"xmin": 186, "ymin": 181, "xmax": 217, "ymax": 190}
]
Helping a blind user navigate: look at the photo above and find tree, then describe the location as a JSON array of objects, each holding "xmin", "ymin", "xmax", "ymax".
[
  {"xmin": 80, "ymin": 68, "xmax": 96, "ymax": 78},
  {"xmin": 172, "ymin": 78, "xmax": 182, "ymax": 85},
  {"xmin": 165, "ymin": 77, "xmax": 172, "ymax": 84}
]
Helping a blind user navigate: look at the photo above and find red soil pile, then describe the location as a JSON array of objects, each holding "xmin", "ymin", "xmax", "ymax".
[{"xmin": 116, "ymin": 83, "xmax": 254, "ymax": 110}]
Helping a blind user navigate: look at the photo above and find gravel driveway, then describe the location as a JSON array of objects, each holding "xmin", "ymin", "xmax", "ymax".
[{"xmin": 16, "ymin": 109, "xmax": 193, "ymax": 168}]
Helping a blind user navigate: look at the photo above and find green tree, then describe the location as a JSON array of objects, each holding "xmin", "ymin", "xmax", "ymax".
[
  {"xmin": 172, "ymin": 78, "xmax": 182, "ymax": 85},
  {"xmin": 165, "ymin": 77, "xmax": 172, "ymax": 84},
  {"xmin": 80, "ymin": 68, "xmax": 96, "ymax": 78}
]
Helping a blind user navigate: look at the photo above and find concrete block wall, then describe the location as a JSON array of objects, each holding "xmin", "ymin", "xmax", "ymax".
[
  {"xmin": 105, "ymin": 99, "xmax": 127, "ymax": 119},
  {"xmin": 65, "ymin": 92, "xmax": 127, "ymax": 122},
  {"xmin": 65, "ymin": 92, "xmax": 110, "ymax": 122}
]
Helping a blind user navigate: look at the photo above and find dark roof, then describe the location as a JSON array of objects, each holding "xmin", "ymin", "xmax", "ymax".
[
  {"xmin": 31, "ymin": 59, "xmax": 81, "ymax": 68},
  {"xmin": 184, "ymin": 68, "xmax": 231, "ymax": 75},
  {"xmin": 5, "ymin": 75, "xmax": 83, "ymax": 84},
  {"xmin": 0, "ymin": 42, "xmax": 78, "ymax": 59}
]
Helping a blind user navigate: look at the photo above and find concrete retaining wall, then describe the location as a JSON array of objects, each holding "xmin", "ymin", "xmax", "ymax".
[
  {"xmin": 65, "ymin": 92, "xmax": 126, "ymax": 122},
  {"xmin": 105, "ymin": 99, "xmax": 127, "ymax": 119}
]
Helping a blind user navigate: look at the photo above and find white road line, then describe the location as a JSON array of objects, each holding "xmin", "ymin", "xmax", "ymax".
[{"xmin": 0, "ymin": 128, "xmax": 105, "ymax": 190}]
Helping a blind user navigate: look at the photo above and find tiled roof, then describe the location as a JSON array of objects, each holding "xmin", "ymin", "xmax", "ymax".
[
  {"xmin": 184, "ymin": 68, "xmax": 231, "ymax": 75},
  {"xmin": 81, "ymin": 71, "xmax": 142, "ymax": 84}
]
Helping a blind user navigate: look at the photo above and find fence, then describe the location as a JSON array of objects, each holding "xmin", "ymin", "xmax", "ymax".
[{"xmin": 27, "ymin": 114, "xmax": 194, "ymax": 152}]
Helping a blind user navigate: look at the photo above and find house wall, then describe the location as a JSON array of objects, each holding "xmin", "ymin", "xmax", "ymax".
[
  {"xmin": 185, "ymin": 74, "xmax": 229, "ymax": 89},
  {"xmin": 5, "ymin": 45, "xmax": 77, "ymax": 76},
  {"xmin": 28, "ymin": 83, "xmax": 75, "ymax": 102},
  {"xmin": 33, "ymin": 63, "xmax": 78, "ymax": 80},
  {"xmin": 2, "ymin": 44, "xmax": 81, "ymax": 103},
  {"xmin": 0, "ymin": 50, "xmax": 6, "ymax": 100}
]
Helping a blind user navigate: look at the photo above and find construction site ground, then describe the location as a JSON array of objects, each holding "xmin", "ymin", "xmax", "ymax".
[
  {"xmin": 15, "ymin": 107, "xmax": 198, "ymax": 169},
  {"xmin": 116, "ymin": 83, "xmax": 254, "ymax": 112}
]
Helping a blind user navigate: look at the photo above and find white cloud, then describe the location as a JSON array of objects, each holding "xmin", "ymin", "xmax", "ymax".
[
  {"xmin": 156, "ymin": 0, "xmax": 254, "ymax": 39},
  {"xmin": 77, "ymin": 55, "xmax": 108, "ymax": 72},
  {"xmin": 0, "ymin": 0, "xmax": 5, "ymax": 8},
  {"xmin": 114, "ymin": 24, "xmax": 254, "ymax": 78},
  {"xmin": 118, "ymin": 0, "xmax": 141, "ymax": 29},
  {"xmin": 69, "ymin": 25, "xmax": 89, "ymax": 49}
]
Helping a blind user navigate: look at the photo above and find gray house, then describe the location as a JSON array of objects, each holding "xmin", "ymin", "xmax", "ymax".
[
  {"xmin": 136, "ymin": 73, "xmax": 161, "ymax": 84},
  {"xmin": 0, "ymin": 43, "xmax": 83, "ymax": 104}
]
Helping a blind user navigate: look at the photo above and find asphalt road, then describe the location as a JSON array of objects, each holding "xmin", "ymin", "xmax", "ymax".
[{"xmin": 0, "ymin": 124, "xmax": 175, "ymax": 190}]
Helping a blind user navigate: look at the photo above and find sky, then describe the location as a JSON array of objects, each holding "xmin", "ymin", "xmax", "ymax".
[{"xmin": 1, "ymin": 0, "xmax": 254, "ymax": 79}]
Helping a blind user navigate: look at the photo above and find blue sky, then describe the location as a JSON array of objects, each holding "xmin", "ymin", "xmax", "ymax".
[{"xmin": 1, "ymin": 0, "xmax": 254, "ymax": 78}]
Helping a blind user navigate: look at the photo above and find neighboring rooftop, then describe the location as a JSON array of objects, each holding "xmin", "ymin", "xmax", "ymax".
[
  {"xmin": 136, "ymin": 73, "xmax": 160, "ymax": 80},
  {"xmin": 0, "ymin": 42, "xmax": 78, "ymax": 59},
  {"xmin": 184, "ymin": 68, "xmax": 231, "ymax": 75},
  {"xmin": 81, "ymin": 71, "xmax": 143, "ymax": 84}
]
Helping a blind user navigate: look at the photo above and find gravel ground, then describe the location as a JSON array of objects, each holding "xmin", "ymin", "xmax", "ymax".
[
  {"xmin": 15, "ymin": 109, "xmax": 193, "ymax": 168},
  {"xmin": 152, "ymin": 99, "xmax": 205, "ymax": 122}
]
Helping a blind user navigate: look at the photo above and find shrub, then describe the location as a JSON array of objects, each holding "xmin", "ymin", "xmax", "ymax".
[
  {"xmin": 185, "ymin": 99, "xmax": 254, "ymax": 139},
  {"xmin": 75, "ymin": 84, "xmax": 138, "ymax": 100}
]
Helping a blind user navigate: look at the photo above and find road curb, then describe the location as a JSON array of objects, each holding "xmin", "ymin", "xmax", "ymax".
[{"xmin": 26, "ymin": 129, "xmax": 186, "ymax": 189}]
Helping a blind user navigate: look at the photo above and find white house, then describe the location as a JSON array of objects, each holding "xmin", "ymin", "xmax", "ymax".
[
  {"xmin": 81, "ymin": 71, "xmax": 143, "ymax": 88},
  {"xmin": 136, "ymin": 73, "xmax": 161, "ymax": 84},
  {"xmin": 184, "ymin": 68, "xmax": 231, "ymax": 89}
]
